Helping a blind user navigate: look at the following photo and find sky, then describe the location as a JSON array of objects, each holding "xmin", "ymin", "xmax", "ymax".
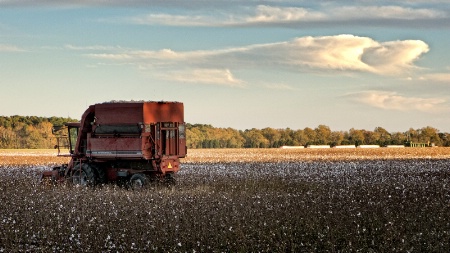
[{"xmin": 1, "ymin": 1, "xmax": 450, "ymax": 132}]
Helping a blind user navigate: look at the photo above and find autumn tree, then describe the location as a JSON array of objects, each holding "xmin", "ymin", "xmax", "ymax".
[
  {"xmin": 261, "ymin": 128, "xmax": 281, "ymax": 148},
  {"xmin": 303, "ymin": 127, "xmax": 316, "ymax": 145},
  {"xmin": 419, "ymin": 126, "xmax": 442, "ymax": 146},
  {"xmin": 374, "ymin": 127, "xmax": 391, "ymax": 146},
  {"xmin": 1, "ymin": 115, "xmax": 449, "ymax": 148},
  {"xmin": 315, "ymin": 125, "xmax": 331, "ymax": 145},
  {"xmin": 329, "ymin": 131, "xmax": 345, "ymax": 147},
  {"xmin": 405, "ymin": 128, "xmax": 419, "ymax": 143},
  {"xmin": 363, "ymin": 130, "xmax": 378, "ymax": 145},
  {"xmin": 391, "ymin": 132, "xmax": 407, "ymax": 145},
  {"xmin": 278, "ymin": 128, "xmax": 295, "ymax": 147},
  {"xmin": 243, "ymin": 128, "xmax": 269, "ymax": 148},
  {"xmin": 292, "ymin": 129, "xmax": 308, "ymax": 146},
  {"xmin": 348, "ymin": 128, "xmax": 365, "ymax": 146}
]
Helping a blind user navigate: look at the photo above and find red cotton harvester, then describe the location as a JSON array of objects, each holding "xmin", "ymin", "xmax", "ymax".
[{"xmin": 41, "ymin": 101, "xmax": 187, "ymax": 188}]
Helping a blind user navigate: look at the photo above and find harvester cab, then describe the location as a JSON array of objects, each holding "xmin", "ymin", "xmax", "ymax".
[{"xmin": 41, "ymin": 101, "xmax": 187, "ymax": 188}]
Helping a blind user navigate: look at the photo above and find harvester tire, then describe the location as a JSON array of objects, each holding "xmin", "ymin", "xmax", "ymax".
[
  {"xmin": 164, "ymin": 173, "xmax": 176, "ymax": 187},
  {"xmin": 72, "ymin": 163, "xmax": 96, "ymax": 187},
  {"xmin": 130, "ymin": 173, "xmax": 148, "ymax": 190},
  {"xmin": 91, "ymin": 164, "xmax": 107, "ymax": 185}
]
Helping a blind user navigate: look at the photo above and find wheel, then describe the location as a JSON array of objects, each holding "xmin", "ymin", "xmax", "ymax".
[
  {"xmin": 91, "ymin": 164, "xmax": 107, "ymax": 185},
  {"xmin": 164, "ymin": 173, "xmax": 176, "ymax": 187},
  {"xmin": 72, "ymin": 163, "xmax": 96, "ymax": 186},
  {"xmin": 129, "ymin": 173, "xmax": 148, "ymax": 190}
]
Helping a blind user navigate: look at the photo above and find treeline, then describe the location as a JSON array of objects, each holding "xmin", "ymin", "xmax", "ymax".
[
  {"xmin": 1, "ymin": 116, "xmax": 449, "ymax": 149},
  {"xmin": 186, "ymin": 124, "xmax": 450, "ymax": 148},
  {"xmin": 0, "ymin": 116, "xmax": 76, "ymax": 149}
]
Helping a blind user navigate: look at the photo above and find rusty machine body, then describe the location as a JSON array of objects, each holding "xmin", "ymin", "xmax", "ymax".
[{"xmin": 42, "ymin": 101, "xmax": 186, "ymax": 187}]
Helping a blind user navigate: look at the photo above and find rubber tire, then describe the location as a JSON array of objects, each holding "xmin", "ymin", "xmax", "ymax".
[
  {"xmin": 164, "ymin": 173, "xmax": 176, "ymax": 187},
  {"xmin": 72, "ymin": 163, "xmax": 96, "ymax": 187},
  {"xmin": 129, "ymin": 173, "xmax": 148, "ymax": 190},
  {"xmin": 91, "ymin": 164, "xmax": 107, "ymax": 185}
]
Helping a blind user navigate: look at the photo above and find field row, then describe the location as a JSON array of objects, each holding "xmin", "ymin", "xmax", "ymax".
[{"xmin": 1, "ymin": 148, "xmax": 450, "ymax": 166}]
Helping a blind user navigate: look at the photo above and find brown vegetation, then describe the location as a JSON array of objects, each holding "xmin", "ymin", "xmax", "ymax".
[
  {"xmin": 187, "ymin": 124, "xmax": 450, "ymax": 148},
  {"xmin": 0, "ymin": 116, "xmax": 76, "ymax": 149},
  {"xmin": 0, "ymin": 149, "xmax": 70, "ymax": 166},
  {"xmin": 1, "ymin": 115, "xmax": 449, "ymax": 149},
  {"xmin": 0, "ymin": 149, "xmax": 449, "ymax": 252}
]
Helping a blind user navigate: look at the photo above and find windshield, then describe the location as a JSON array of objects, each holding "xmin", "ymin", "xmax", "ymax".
[{"xmin": 68, "ymin": 126, "xmax": 79, "ymax": 154}]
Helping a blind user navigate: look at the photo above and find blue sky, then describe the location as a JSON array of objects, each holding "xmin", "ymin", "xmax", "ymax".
[{"xmin": 1, "ymin": 1, "xmax": 450, "ymax": 132}]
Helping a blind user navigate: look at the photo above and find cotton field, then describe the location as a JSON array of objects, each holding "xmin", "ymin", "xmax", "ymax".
[{"xmin": 0, "ymin": 149, "xmax": 449, "ymax": 252}]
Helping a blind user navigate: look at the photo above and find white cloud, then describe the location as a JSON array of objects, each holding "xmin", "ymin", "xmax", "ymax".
[
  {"xmin": 130, "ymin": 14, "xmax": 216, "ymax": 27},
  {"xmin": 84, "ymin": 35, "xmax": 429, "ymax": 76},
  {"xmin": 246, "ymin": 5, "xmax": 446, "ymax": 25},
  {"xmin": 330, "ymin": 6, "xmax": 446, "ymax": 20},
  {"xmin": 264, "ymin": 83, "xmax": 295, "ymax": 91},
  {"xmin": 0, "ymin": 44, "xmax": 25, "ymax": 52},
  {"xmin": 65, "ymin": 44, "xmax": 123, "ymax": 51},
  {"xmin": 124, "ymin": 4, "xmax": 449, "ymax": 27},
  {"xmin": 419, "ymin": 73, "xmax": 450, "ymax": 83},
  {"xmin": 350, "ymin": 90, "xmax": 447, "ymax": 112},
  {"xmin": 162, "ymin": 69, "xmax": 246, "ymax": 87},
  {"xmin": 246, "ymin": 5, "xmax": 325, "ymax": 23},
  {"xmin": 5, "ymin": 2, "xmax": 446, "ymax": 29},
  {"xmin": 361, "ymin": 39, "xmax": 429, "ymax": 74}
]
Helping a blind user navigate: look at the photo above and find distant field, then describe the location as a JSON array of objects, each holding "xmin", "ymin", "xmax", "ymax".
[
  {"xmin": 0, "ymin": 149, "xmax": 70, "ymax": 166},
  {"xmin": 184, "ymin": 147, "xmax": 450, "ymax": 163},
  {"xmin": 1, "ymin": 147, "xmax": 450, "ymax": 166}
]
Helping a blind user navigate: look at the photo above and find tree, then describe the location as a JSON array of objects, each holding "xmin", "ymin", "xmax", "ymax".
[
  {"xmin": 0, "ymin": 126, "xmax": 15, "ymax": 148},
  {"xmin": 186, "ymin": 127, "xmax": 204, "ymax": 148},
  {"xmin": 438, "ymin": 133, "xmax": 450, "ymax": 147},
  {"xmin": 315, "ymin": 125, "xmax": 331, "ymax": 145},
  {"xmin": 261, "ymin": 128, "xmax": 281, "ymax": 148},
  {"xmin": 374, "ymin": 127, "xmax": 391, "ymax": 146},
  {"xmin": 391, "ymin": 132, "xmax": 407, "ymax": 145},
  {"xmin": 419, "ymin": 126, "xmax": 442, "ymax": 146},
  {"xmin": 278, "ymin": 128, "xmax": 295, "ymax": 146},
  {"xmin": 329, "ymin": 131, "xmax": 344, "ymax": 147},
  {"xmin": 363, "ymin": 130, "xmax": 378, "ymax": 145},
  {"xmin": 243, "ymin": 128, "xmax": 269, "ymax": 148},
  {"xmin": 224, "ymin": 128, "xmax": 245, "ymax": 148},
  {"xmin": 292, "ymin": 129, "xmax": 308, "ymax": 146},
  {"xmin": 405, "ymin": 128, "xmax": 419, "ymax": 143},
  {"xmin": 348, "ymin": 128, "xmax": 365, "ymax": 146},
  {"xmin": 1, "ymin": 114, "xmax": 450, "ymax": 149},
  {"xmin": 303, "ymin": 127, "xmax": 316, "ymax": 145}
]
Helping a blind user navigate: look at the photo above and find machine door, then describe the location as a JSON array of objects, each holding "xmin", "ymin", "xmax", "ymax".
[
  {"xmin": 158, "ymin": 122, "xmax": 186, "ymax": 157},
  {"xmin": 68, "ymin": 126, "xmax": 79, "ymax": 155},
  {"xmin": 161, "ymin": 123, "xmax": 177, "ymax": 156}
]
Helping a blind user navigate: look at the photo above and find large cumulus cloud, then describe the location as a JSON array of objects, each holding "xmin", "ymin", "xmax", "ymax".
[{"xmin": 85, "ymin": 34, "xmax": 429, "ymax": 80}]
